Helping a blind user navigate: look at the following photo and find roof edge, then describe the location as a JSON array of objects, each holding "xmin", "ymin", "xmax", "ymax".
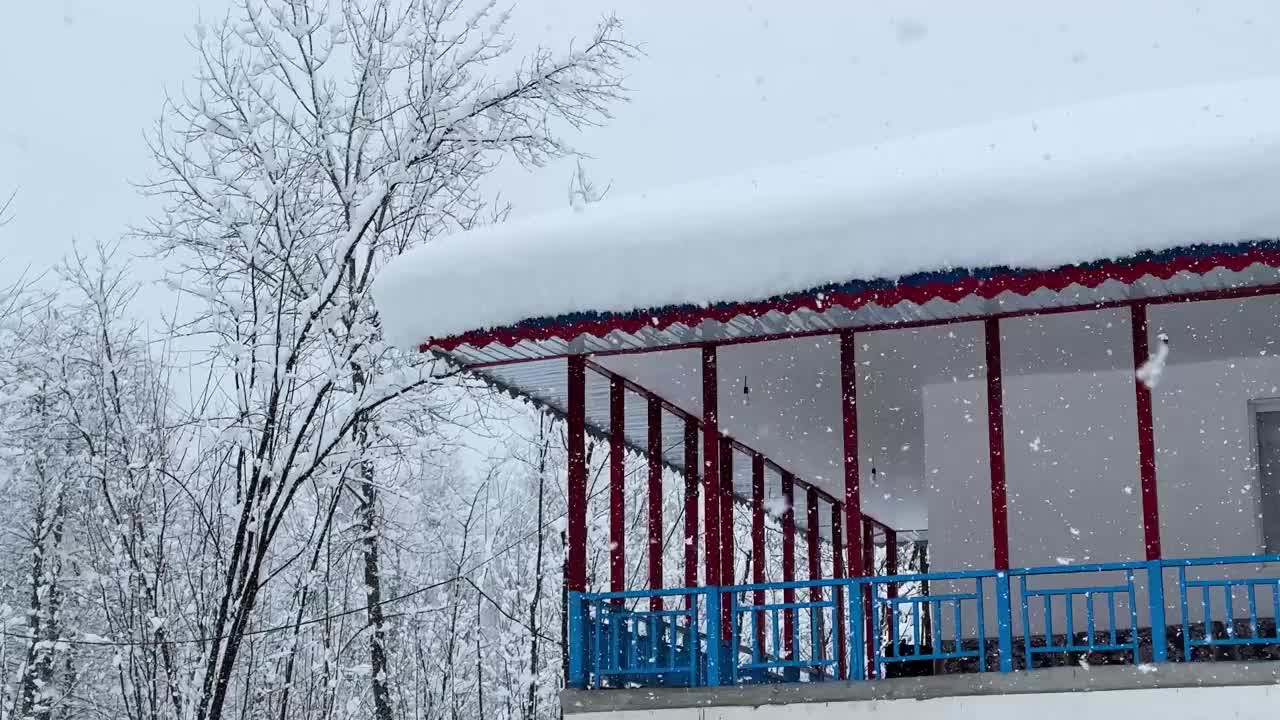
[{"xmin": 423, "ymin": 240, "xmax": 1280, "ymax": 355}]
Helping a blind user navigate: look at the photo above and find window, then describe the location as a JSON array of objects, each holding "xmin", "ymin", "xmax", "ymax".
[{"xmin": 1253, "ymin": 400, "xmax": 1280, "ymax": 553}]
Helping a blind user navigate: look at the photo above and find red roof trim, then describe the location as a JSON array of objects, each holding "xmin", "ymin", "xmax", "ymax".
[{"xmin": 424, "ymin": 244, "xmax": 1280, "ymax": 354}]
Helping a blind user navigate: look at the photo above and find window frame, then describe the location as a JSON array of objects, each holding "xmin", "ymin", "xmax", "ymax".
[{"xmin": 1247, "ymin": 397, "xmax": 1280, "ymax": 554}]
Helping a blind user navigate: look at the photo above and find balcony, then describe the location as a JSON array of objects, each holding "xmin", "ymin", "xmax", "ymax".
[{"xmin": 565, "ymin": 554, "xmax": 1280, "ymax": 714}]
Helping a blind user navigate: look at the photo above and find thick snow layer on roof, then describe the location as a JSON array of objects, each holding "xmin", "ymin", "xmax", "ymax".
[{"xmin": 374, "ymin": 77, "xmax": 1280, "ymax": 349}]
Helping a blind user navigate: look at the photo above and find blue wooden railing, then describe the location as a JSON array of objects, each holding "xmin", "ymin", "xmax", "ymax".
[{"xmin": 567, "ymin": 554, "xmax": 1280, "ymax": 689}]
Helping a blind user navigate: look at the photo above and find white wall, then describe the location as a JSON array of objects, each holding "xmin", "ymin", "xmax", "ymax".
[
  {"xmin": 922, "ymin": 297, "xmax": 1280, "ymax": 633},
  {"xmin": 573, "ymin": 684, "xmax": 1280, "ymax": 720}
]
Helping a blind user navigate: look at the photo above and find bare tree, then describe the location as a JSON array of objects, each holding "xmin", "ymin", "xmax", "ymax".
[{"xmin": 142, "ymin": 2, "xmax": 632, "ymax": 719}]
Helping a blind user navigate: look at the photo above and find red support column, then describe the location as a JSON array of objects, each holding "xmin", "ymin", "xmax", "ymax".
[
  {"xmin": 566, "ymin": 356, "xmax": 588, "ymax": 593},
  {"xmin": 863, "ymin": 521, "xmax": 875, "ymax": 676},
  {"xmin": 781, "ymin": 473, "xmax": 797, "ymax": 661},
  {"xmin": 647, "ymin": 396, "xmax": 664, "ymax": 609},
  {"xmin": 831, "ymin": 503, "xmax": 848, "ymax": 680},
  {"xmin": 985, "ymin": 318, "xmax": 1011, "ymax": 571},
  {"xmin": 1131, "ymin": 303, "xmax": 1162, "ymax": 560},
  {"xmin": 609, "ymin": 377, "xmax": 626, "ymax": 602},
  {"xmin": 806, "ymin": 486, "xmax": 825, "ymax": 675},
  {"xmin": 884, "ymin": 527, "xmax": 898, "ymax": 654},
  {"xmin": 702, "ymin": 348, "xmax": 721, "ymax": 589},
  {"xmin": 751, "ymin": 453, "xmax": 766, "ymax": 652},
  {"xmin": 683, "ymin": 420, "xmax": 700, "ymax": 609},
  {"xmin": 884, "ymin": 528, "xmax": 898, "ymax": 585},
  {"xmin": 719, "ymin": 437, "xmax": 735, "ymax": 637},
  {"xmin": 719, "ymin": 437, "xmax": 735, "ymax": 587},
  {"xmin": 839, "ymin": 332, "xmax": 865, "ymax": 577},
  {"xmin": 806, "ymin": 487, "xmax": 822, "ymax": 588}
]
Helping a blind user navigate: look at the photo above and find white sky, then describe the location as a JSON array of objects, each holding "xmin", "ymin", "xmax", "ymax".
[{"xmin": 3, "ymin": 0, "xmax": 1280, "ymax": 293}]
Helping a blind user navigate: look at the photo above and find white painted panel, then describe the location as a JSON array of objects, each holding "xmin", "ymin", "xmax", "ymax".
[{"xmin": 573, "ymin": 684, "xmax": 1280, "ymax": 720}]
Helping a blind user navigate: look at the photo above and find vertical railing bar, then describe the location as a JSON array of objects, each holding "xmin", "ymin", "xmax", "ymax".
[
  {"xmin": 810, "ymin": 601, "xmax": 820, "ymax": 672},
  {"xmin": 1126, "ymin": 570, "xmax": 1139, "ymax": 660},
  {"xmin": 930, "ymin": 600, "xmax": 941, "ymax": 656},
  {"xmin": 627, "ymin": 615, "xmax": 638, "ymax": 671},
  {"xmin": 1179, "ymin": 567, "xmax": 1191, "ymax": 661},
  {"xmin": 952, "ymin": 597, "xmax": 962, "ymax": 658},
  {"xmin": 587, "ymin": 599, "xmax": 600, "ymax": 689},
  {"xmin": 1224, "ymin": 585, "xmax": 1235, "ymax": 639},
  {"xmin": 1247, "ymin": 584, "xmax": 1258, "ymax": 639},
  {"xmin": 1020, "ymin": 575, "xmax": 1032, "ymax": 668},
  {"xmin": 730, "ymin": 593, "xmax": 740, "ymax": 685},
  {"xmin": 609, "ymin": 604, "xmax": 621, "ymax": 673},
  {"xmin": 689, "ymin": 595, "xmax": 699, "ymax": 687},
  {"xmin": 669, "ymin": 607, "xmax": 678, "ymax": 670},
  {"xmin": 771, "ymin": 607, "xmax": 781, "ymax": 662},
  {"xmin": 1146, "ymin": 562, "xmax": 1167, "ymax": 664},
  {"xmin": 1107, "ymin": 591, "xmax": 1117, "ymax": 646},
  {"xmin": 976, "ymin": 577, "xmax": 987, "ymax": 672},
  {"xmin": 649, "ymin": 614, "xmax": 658, "ymax": 669},
  {"xmin": 788, "ymin": 594, "xmax": 798, "ymax": 666},
  {"xmin": 850, "ymin": 580, "xmax": 865, "ymax": 681},
  {"xmin": 707, "ymin": 589, "xmax": 722, "ymax": 688},
  {"xmin": 1044, "ymin": 595, "xmax": 1054, "ymax": 650},
  {"xmin": 996, "ymin": 572, "xmax": 1014, "ymax": 672},
  {"xmin": 911, "ymin": 597, "xmax": 921, "ymax": 653},
  {"xmin": 1273, "ymin": 581, "xmax": 1280, "ymax": 640},
  {"xmin": 1201, "ymin": 585, "xmax": 1211, "ymax": 641},
  {"xmin": 750, "ymin": 607, "xmax": 760, "ymax": 664},
  {"xmin": 1065, "ymin": 593, "xmax": 1075, "ymax": 647},
  {"xmin": 1086, "ymin": 592, "xmax": 1095, "ymax": 647}
]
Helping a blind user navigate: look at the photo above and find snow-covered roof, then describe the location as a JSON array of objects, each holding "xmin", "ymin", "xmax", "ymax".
[{"xmin": 374, "ymin": 77, "xmax": 1280, "ymax": 352}]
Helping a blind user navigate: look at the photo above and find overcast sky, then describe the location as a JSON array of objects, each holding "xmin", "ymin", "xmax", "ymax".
[{"xmin": 3, "ymin": 0, "xmax": 1280, "ymax": 293}]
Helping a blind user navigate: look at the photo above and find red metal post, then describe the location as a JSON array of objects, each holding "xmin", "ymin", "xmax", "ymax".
[
  {"xmin": 806, "ymin": 486, "xmax": 825, "ymax": 675},
  {"xmin": 840, "ymin": 332, "xmax": 871, "ymax": 675},
  {"xmin": 683, "ymin": 419, "xmax": 700, "ymax": 608},
  {"xmin": 1131, "ymin": 303, "xmax": 1162, "ymax": 560},
  {"xmin": 884, "ymin": 527, "xmax": 898, "ymax": 655},
  {"xmin": 781, "ymin": 472, "xmax": 797, "ymax": 661},
  {"xmin": 719, "ymin": 436, "xmax": 735, "ymax": 637},
  {"xmin": 884, "ymin": 528, "xmax": 898, "ymax": 586},
  {"xmin": 647, "ymin": 396, "xmax": 664, "ymax": 608},
  {"xmin": 719, "ymin": 436, "xmax": 736, "ymax": 587},
  {"xmin": 751, "ymin": 453, "xmax": 766, "ymax": 652},
  {"xmin": 839, "ymin": 332, "xmax": 865, "ymax": 577},
  {"xmin": 985, "ymin": 318, "xmax": 1011, "ymax": 571},
  {"xmin": 702, "ymin": 347, "xmax": 721, "ymax": 588},
  {"xmin": 831, "ymin": 503, "xmax": 848, "ymax": 680},
  {"xmin": 566, "ymin": 356, "xmax": 588, "ymax": 593},
  {"xmin": 609, "ymin": 377, "xmax": 626, "ymax": 602},
  {"xmin": 863, "ymin": 521, "xmax": 875, "ymax": 675},
  {"xmin": 806, "ymin": 487, "xmax": 822, "ymax": 589}
]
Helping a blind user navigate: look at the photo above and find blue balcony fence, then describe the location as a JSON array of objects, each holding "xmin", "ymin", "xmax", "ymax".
[{"xmin": 567, "ymin": 554, "xmax": 1280, "ymax": 689}]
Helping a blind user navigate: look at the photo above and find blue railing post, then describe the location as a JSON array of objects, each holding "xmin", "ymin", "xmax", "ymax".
[
  {"xmin": 567, "ymin": 592, "xmax": 587, "ymax": 689},
  {"xmin": 1147, "ymin": 560, "xmax": 1168, "ymax": 663},
  {"xmin": 705, "ymin": 589, "xmax": 722, "ymax": 687},
  {"xmin": 995, "ymin": 572, "xmax": 1014, "ymax": 672},
  {"xmin": 849, "ymin": 579, "xmax": 866, "ymax": 681}
]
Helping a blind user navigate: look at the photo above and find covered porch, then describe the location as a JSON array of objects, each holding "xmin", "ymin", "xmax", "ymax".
[
  {"xmin": 465, "ymin": 279, "xmax": 1280, "ymax": 689},
  {"xmin": 370, "ymin": 79, "xmax": 1280, "ymax": 693}
]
